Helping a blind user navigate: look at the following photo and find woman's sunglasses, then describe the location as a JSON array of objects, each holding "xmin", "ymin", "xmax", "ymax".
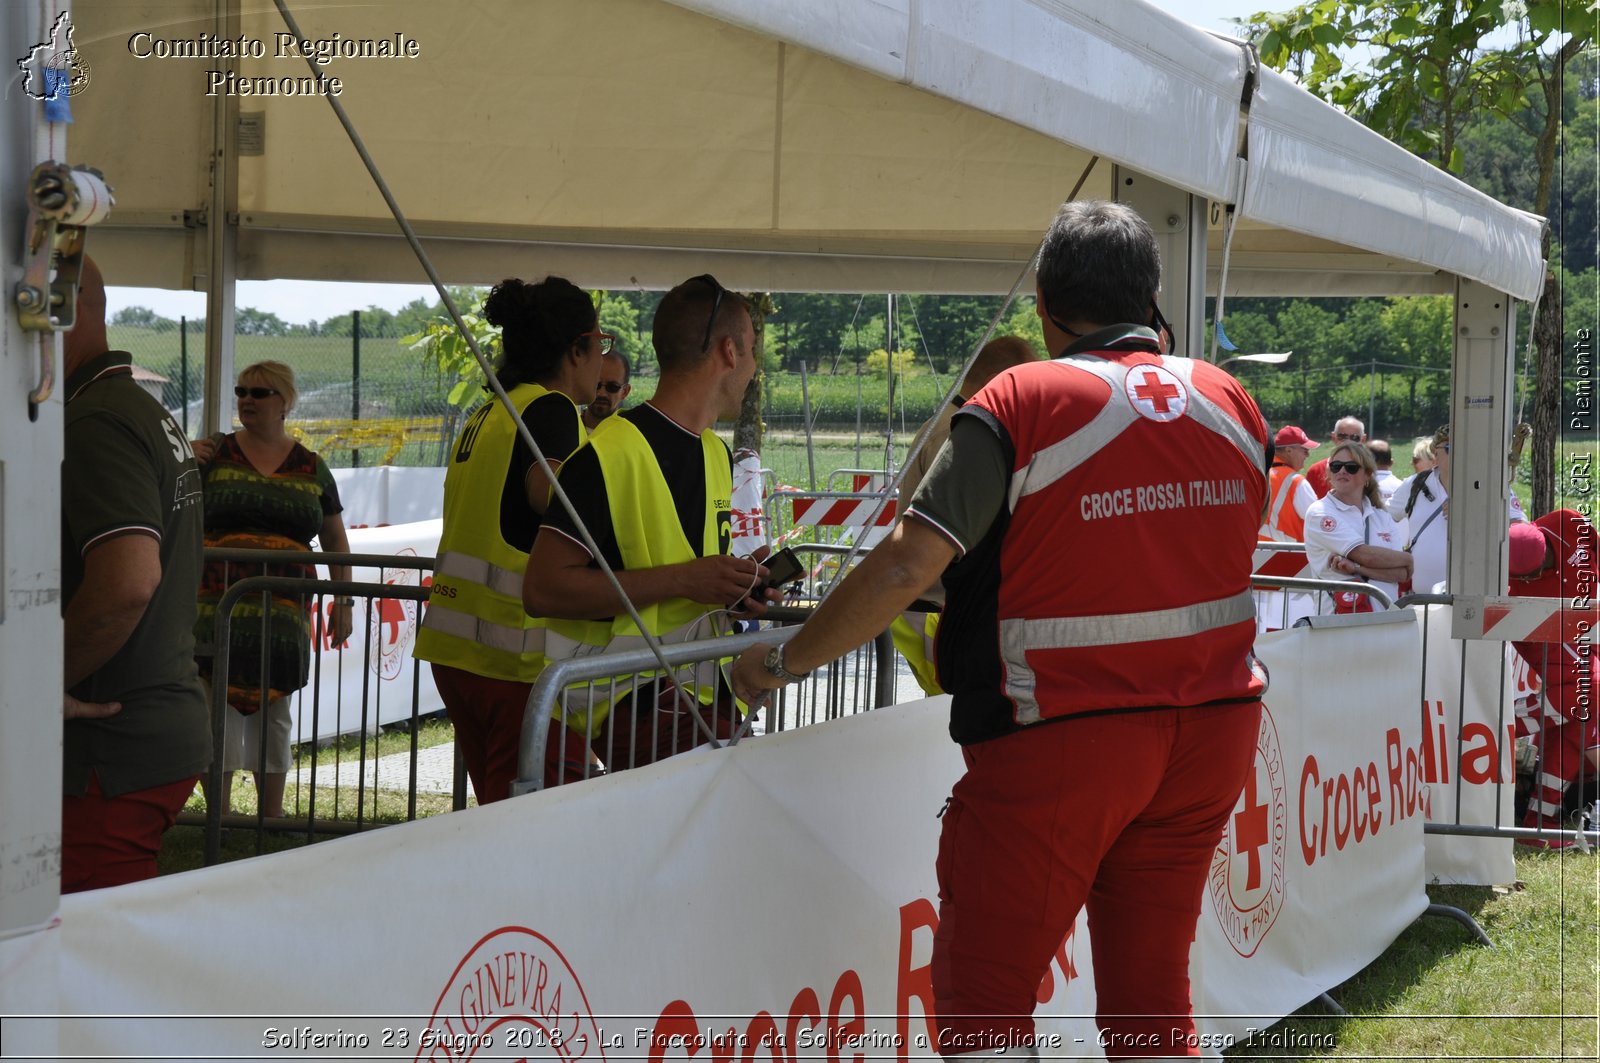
[
  {"xmin": 234, "ymin": 386, "xmax": 278, "ymax": 399},
  {"xmin": 1328, "ymin": 461, "xmax": 1363, "ymax": 474}
]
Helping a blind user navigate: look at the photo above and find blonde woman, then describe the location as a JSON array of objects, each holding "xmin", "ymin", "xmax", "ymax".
[
  {"xmin": 1303, "ymin": 442, "xmax": 1411, "ymax": 611},
  {"xmin": 192, "ymin": 361, "xmax": 352, "ymax": 817}
]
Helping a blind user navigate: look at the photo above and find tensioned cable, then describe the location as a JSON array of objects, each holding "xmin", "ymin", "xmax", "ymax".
[
  {"xmin": 272, "ymin": 0, "xmax": 720, "ymax": 744},
  {"xmin": 816, "ymin": 155, "xmax": 1101, "ymax": 600},
  {"xmin": 901, "ymin": 295, "xmax": 950, "ymax": 404}
]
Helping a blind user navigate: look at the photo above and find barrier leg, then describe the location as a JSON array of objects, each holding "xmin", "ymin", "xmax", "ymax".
[
  {"xmin": 1314, "ymin": 992, "xmax": 1347, "ymax": 1016},
  {"xmin": 1423, "ymin": 903, "xmax": 1494, "ymax": 947}
]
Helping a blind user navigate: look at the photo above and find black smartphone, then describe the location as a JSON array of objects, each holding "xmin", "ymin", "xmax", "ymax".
[{"xmin": 760, "ymin": 547, "xmax": 806, "ymax": 590}]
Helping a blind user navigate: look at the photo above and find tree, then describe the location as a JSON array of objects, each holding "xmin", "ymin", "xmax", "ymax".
[
  {"xmin": 1249, "ymin": 0, "xmax": 1594, "ymax": 515},
  {"xmin": 234, "ymin": 306, "xmax": 289, "ymax": 337},
  {"xmin": 111, "ymin": 305, "xmax": 177, "ymax": 332},
  {"xmin": 733, "ymin": 292, "xmax": 774, "ymax": 455}
]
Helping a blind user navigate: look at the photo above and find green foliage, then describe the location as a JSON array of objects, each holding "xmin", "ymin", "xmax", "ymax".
[
  {"xmin": 402, "ymin": 290, "xmax": 498, "ymax": 409},
  {"xmin": 864, "ymin": 347, "xmax": 915, "ymax": 378}
]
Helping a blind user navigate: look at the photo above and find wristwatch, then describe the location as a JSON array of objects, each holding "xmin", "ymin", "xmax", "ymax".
[{"xmin": 764, "ymin": 643, "xmax": 811, "ymax": 683}]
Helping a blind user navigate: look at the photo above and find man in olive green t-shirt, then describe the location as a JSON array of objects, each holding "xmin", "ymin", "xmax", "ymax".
[{"xmin": 59, "ymin": 257, "xmax": 210, "ymax": 892}]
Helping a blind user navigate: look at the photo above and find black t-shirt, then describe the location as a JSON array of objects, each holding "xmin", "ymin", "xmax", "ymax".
[
  {"xmin": 545, "ymin": 403, "xmax": 732, "ymax": 570},
  {"xmin": 498, "ymin": 391, "xmax": 583, "ymax": 553}
]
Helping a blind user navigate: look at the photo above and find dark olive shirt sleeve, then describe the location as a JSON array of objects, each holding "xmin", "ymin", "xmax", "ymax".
[{"xmin": 903, "ymin": 414, "xmax": 1010, "ymax": 557}]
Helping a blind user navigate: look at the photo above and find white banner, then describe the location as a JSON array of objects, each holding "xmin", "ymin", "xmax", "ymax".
[
  {"xmin": 59, "ymin": 621, "xmax": 1432, "ymax": 1060},
  {"xmin": 1414, "ymin": 604, "xmax": 1520, "ymax": 885},
  {"xmin": 282, "ymin": 520, "xmax": 444, "ymax": 743}
]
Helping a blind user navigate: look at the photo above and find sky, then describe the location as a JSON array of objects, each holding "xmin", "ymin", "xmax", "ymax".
[{"xmin": 102, "ymin": 0, "xmax": 1265, "ymax": 325}]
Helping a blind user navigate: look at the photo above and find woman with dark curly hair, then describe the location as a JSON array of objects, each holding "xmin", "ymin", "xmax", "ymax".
[{"xmin": 414, "ymin": 276, "xmax": 609, "ymax": 803}]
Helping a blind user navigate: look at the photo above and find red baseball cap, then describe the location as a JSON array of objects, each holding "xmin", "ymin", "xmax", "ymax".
[
  {"xmin": 1274, "ymin": 426, "xmax": 1317, "ymax": 449},
  {"xmin": 1508, "ymin": 520, "xmax": 1549, "ymax": 576}
]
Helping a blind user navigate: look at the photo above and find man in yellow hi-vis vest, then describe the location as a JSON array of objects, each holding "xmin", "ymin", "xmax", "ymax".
[{"xmin": 525, "ymin": 275, "xmax": 782, "ymax": 785}]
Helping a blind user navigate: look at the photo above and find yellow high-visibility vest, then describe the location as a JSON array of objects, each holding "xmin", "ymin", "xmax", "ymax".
[
  {"xmin": 543, "ymin": 415, "xmax": 733, "ymax": 736},
  {"xmin": 415, "ymin": 382, "xmax": 583, "ymax": 681}
]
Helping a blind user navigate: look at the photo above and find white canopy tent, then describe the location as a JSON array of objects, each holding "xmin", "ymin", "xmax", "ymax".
[{"xmin": 0, "ymin": 0, "xmax": 1550, "ymax": 1040}]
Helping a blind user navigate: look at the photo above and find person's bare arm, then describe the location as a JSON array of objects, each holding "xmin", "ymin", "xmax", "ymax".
[
  {"xmin": 1346, "ymin": 543, "xmax": 1413, "ymax": 581},
  {"xmin": 524, "ymin": 458, "xmax": 563, "ymax": 515},
  {"xmin": 524, "ymin": 529, "xmax": 774, "ymax": 620},
  {"xmin": 731, "ymin": 518, "xmax": 957, "ymax": 701},
  {"xmin": 63, "ymin": 532, "xmax": 161, "ymax": 688},
  {"xmin": 319, "ymin": 512, "xmax": 354, "ymax": 643}
]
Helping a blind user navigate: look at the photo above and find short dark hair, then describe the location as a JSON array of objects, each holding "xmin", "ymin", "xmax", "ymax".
[
  {"xmin": 1368, "ymin": 439, "xmax": 1393, "ymax": 468},
  {"xmin": 482, "ymin": 276, "xmax": 596, "ymax": 389},
  {"xmin": 604, "ymin": 348, "xmax": 631, "ymax": 385},
  {"xmin": 1036, "ymin": 201, "xmax": 1161, "ymax": 329},
  {"xmin": 652, "ymin": 275, "xmax": 751, "ymax": 373}
]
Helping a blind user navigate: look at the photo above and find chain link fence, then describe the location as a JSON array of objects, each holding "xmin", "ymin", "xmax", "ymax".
[{"xmin": 111, "ymin": 313, "xmax": 461, "ymax": 467}]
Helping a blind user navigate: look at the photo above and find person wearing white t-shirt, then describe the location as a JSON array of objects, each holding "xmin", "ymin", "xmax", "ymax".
[
  {"xmin": 1369, "ymin": 439, "xmax": 1401, "ymax": 506},
  {"xmin": 1304, "ymin": 442, "xmax": 1411, "ymax": 609},
  {"xmin": 1387, "ymin": 426, "xmax": 1527, "ymax": 594}
]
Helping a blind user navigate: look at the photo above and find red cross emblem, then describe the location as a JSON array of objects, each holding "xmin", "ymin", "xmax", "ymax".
[
  {"xmin": 1234, "ymin": 766, "xmax": 1271, "ymax": 891},
  {"xmin": 1123, "ymin": 364, "xmax": 1188, "ymax": 422}
]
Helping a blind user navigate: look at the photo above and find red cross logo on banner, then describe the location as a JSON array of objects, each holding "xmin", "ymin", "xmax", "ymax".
[{"xmin": 1124, "ymin": 364, "xmax": 1188, "ymax": 422}]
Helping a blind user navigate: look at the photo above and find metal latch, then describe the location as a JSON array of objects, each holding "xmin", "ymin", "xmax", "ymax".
[{"xmin": 16, "ymin": 161, "xmax": 114, "ymax": 333}]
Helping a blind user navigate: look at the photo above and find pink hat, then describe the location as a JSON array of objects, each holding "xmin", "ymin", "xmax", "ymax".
[
  {"xmin": 1508, "ymin": 520, "xmax": 1548, "ymax": 576},
  {"xmin": 1274, "ymin": 425, "xmax": 1316, "ymax": 448}
]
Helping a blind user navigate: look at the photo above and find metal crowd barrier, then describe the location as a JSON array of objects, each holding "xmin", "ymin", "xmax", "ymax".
[
  {"xmin": 1398, "ymin": 591, "xmax": 1598, "ymax": 851},
  {"xmin": 1250, "ymin": 558, "xmax": 1596, "ymax": 851},
  {"xmin": 514, "ymin": 610, "xmax": 897, "ymax": 794},
  {"xmin": 187, "ymin": 549, "xmax": 455, "ymax": 865}
]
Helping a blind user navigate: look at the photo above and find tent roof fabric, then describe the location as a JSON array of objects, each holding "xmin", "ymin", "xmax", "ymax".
[{"xmin": 70, "ymin": 0, "xmax": 1546, "ymax": 299}]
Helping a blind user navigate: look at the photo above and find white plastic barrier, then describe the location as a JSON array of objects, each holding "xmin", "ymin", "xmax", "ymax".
[
  {"xmin": 56, "ymin": 619, "xmax": 1431, "ymax": 1059},
  {"xmin": 1415, "ymin": 603, "xmax": 1520, "ymax": 885},
  {"xmin": 330, "ymin": 465, "xmax": 446, "ymax": 527},
  {"xmin": 289, "ymin": 520, "xmax": 445, "ymax": 742}
]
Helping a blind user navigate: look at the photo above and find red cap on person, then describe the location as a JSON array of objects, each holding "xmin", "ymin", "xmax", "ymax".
[
  {"xmin": 1508, "ymin": 520, "xmax": 1548, "ymax": 576},
  {"xmin": 1274, "ymin": 426, "xmax": 1317, "ymax": 448}
]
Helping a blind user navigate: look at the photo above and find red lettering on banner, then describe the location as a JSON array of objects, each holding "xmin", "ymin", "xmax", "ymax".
[
  {"xmin": 1384, "ymin": 727, "xmax": 1427, "ymax": 825},
  {"xmin": 1033, "ymin": 928, "xmax": 1079, "ymax": 1005},
  {"xmin": 1420, "ymin": 700, "xmax": 1449, "ymax": 785},
  {"xmin": 650, "ymin": 1001, "xmax": 701, "ymax": 1061},
  {"xmin": 1458, "ymin": 722, "xmax": 1517, "ymax": 785},
  {"xmin": 784, "ymin": 988, "xmax": 821, "ymax": 1063},
  {"xmin": 1301, "ymin": 745, "xmax": 1395, "ymax": 867},
  {"xmin": 827, "ymin": 971, "xmax": 865, "ymax": 1063},
  {"xmin": 895, "ymin": 900, "xmax": 938, "ymax": 1061}
]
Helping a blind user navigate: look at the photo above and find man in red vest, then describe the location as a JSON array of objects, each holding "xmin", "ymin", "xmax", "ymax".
[
  {"xmin": 1508, "ymin": 511, "xmax": 1598, "ymax": 848},
  {"xmin": 735, "ymin": 201, "xmax": 1269, "ymax": 1061},
  {"xmin": 1262, "ymin": 425, "xmax": 1317, "ymax": 542}
]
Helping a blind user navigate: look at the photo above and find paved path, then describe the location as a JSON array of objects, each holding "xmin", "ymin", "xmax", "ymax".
[{"xmin": 294, "ymin": 741, "xmax": 460, "ymax": 796}]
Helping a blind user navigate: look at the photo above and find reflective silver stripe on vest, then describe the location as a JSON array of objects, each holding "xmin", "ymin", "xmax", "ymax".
[
  {"xmin": 1262, "ymin": 470, "xmax": 1303, "ymax": 540},
  {"xmin": 999, "ymin": 589, "xmax": 1256, "ymax": 724},
  {"xmin": 1009, "ymin": 356, "xmax": 1264, "ymax": 511},
  {"xmin": 435, "ymin": 550, "xmax": 525, "ymax": 599},
  {"xmin": 422, "ymin": 603, "xmax": 546, "ymax": 657}
]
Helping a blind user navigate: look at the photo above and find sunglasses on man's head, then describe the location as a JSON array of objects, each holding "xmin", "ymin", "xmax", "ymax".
[
  {"xmin": 597, "ymin": 382, "xmax": 624, "ymax": 394},
  {"xmin": 1328, "ymin": 461, "xmax": 1362, "ymax": 474},
  {"xmin": 689, "ymin": 273, "xmax": 728, "ymax": 353},
  {"xmin": 234, "ymin": 386, "xmax": 278, "ymax": 399}
]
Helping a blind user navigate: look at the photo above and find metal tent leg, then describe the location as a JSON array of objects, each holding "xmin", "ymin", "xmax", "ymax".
[{"xmin": 1424, "ymin": 902, "xmax": 1494, "ymax": 947}]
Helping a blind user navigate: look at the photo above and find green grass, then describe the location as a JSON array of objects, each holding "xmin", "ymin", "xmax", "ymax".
[
  {"xmin": 158, "ymin": 716, "xmax": 463, "ymax": 872},
  {"xmin": 1225, "ymin": 851, "xmax": 1599, "ymax": 1059}
]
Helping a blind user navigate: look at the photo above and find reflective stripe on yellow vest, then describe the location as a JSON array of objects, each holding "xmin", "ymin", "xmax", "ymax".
[
  {"xmin": 543, "ymin": 416, "xmax": 733, "ymax": 736},
  {"xmin": 414, "ymin": 382, "xmax": 583, "ymax": 681}
]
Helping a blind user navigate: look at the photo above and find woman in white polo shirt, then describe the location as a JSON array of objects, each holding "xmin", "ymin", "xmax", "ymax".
[{"xmin": 1303, "ymin": 442, "xmax": 1412, "ymax": 612}]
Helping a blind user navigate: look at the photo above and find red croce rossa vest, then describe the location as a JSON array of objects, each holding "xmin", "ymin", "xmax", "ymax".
[{"xmin": 936, "ymin": 334, "xmax": 1270, "ymax": 744}]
